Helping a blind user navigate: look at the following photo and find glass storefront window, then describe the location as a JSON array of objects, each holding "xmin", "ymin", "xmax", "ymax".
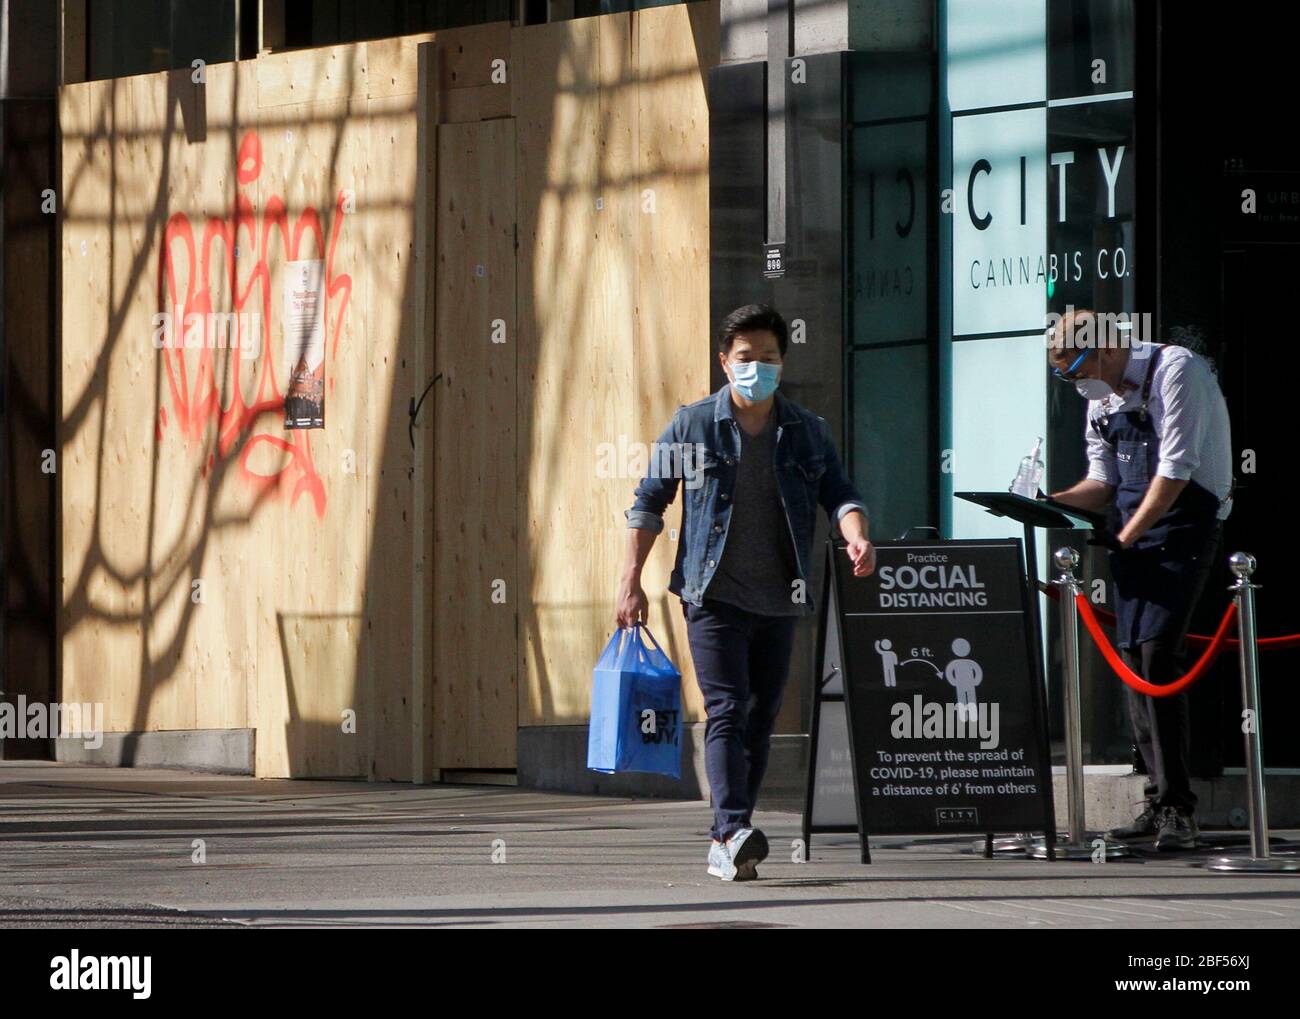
[
  {"xmin": 847, "ymin": 53, "xmax": 935, "ymax": 543},
  {"xmin": 87, "ymin": 0, "xmax": 238, "ymax": 81}
]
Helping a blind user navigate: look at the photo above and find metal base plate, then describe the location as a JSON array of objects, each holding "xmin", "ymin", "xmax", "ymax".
[
  {"xmin": 1027, "ymin": 837, "xmax": 1131, "ymax": 861},
  {"xmin": 970, "ymin": 835, "xmax": 1037, "ymax": 854},
  {"xmin": 1204, "ymin": 854, "xmax": 1300, "ymax": 873}
]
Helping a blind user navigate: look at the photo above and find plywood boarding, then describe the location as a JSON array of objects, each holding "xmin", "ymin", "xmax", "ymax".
[
  {"xmin": 514, "ymin": 5, "xmax": 717, "ymax": 728},
  {"xmin": 432, "ymin": 118, "xmax": 518, "ymax": 769},
  {"xmin": 368, "ymin": 22, "xmax": 512, "ymax": 102},
  {"xmin": 60, "ymin": 65, "xmax": 263, "ymax": 742},
  {"xmin": 360, "ymin": 91, "xmax": 419, "ymax": 781},
  {"xmin": 57, "ymin": 7, "xmax": 717, "ymax": 775},
  {"xmin": 410, "ymin": 42, "xmax": 440, "ymax": 783},
  {"xmin": 59, "ymin": 53, "xmax": 400, "ymax": 777},
  {"xmin": 256, "ymin": 44, "xmax": 370, "ymax": 109},
  {"xmin": 250, "ymin": 93, "xmax": 371, "ymax": 778},
  {"xmin": 57, "ymin": 77, "xmax": 106, "ymax": 721},
  {"xmin": 633, "ymin": 5, "xmax": 717, "ymax": 719},
  {"xmin": 514, "ymin": 16, "xmax": 601, "ymax": 729}
]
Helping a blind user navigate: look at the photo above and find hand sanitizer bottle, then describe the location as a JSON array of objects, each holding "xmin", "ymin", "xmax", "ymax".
[{"xmin": 1010, "ymin": 437, "xmax": 1044, "ymax": 497}]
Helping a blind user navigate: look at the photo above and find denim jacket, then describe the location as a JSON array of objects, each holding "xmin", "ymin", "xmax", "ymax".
[{"xmin": 624, "ymin": 383, "xmax": 869, "ymax": 616}]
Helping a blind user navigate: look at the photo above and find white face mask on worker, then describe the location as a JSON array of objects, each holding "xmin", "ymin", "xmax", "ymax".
[{"xmin": 1075, "ymin": 377, "xmax": 1115, "ymax": 401}]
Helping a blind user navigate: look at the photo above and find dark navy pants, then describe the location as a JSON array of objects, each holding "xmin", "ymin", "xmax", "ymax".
[
  {"xmin": 1118, "ymin": 524, "xmax": 1223, "ymax": 814},
  {"xmin": 681, "ymin": 596, "xmax": 799, "ymax": 842}
]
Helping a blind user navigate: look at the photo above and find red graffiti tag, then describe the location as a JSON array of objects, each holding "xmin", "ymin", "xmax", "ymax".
[{"xmin": 155, "ymin": 131, "xmax": 352, "ymax": 518}]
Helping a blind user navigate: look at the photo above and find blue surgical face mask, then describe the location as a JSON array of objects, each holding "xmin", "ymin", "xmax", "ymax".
[{"xmin": 729, "ymin": 359, "xmax": 781, "ymax": 401}]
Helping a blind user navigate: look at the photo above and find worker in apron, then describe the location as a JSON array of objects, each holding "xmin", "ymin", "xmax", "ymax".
[{"xmin": 1047, "ymin": 309, "xmax": 1233, "ymax": 851}]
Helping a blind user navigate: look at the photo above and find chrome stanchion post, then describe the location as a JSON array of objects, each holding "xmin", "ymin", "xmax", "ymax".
[
  {"xmin": 1208, "ymin": 552, "xmax": 1300, "ymax": 872},
  {"xmin": 1031, "ymin": 547, "xmax": 1127, "ymax": 860},
  {"xmin": 1061, "ymin": 548, "xmax": 1086, "ymax": 848},
  {"xmin": 1237, "ymin": 552, "xmax": 1269, "ymax": 860}
]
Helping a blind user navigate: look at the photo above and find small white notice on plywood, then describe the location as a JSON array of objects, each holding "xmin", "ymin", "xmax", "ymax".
[{"xmin": 283, "ymin": 258, "xmax": 325, "ymax": 429}]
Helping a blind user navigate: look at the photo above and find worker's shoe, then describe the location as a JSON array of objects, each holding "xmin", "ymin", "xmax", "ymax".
[
  {"xmin": 707, "ymin": 839, "xmax": 737, "ymax": 880},
  {"xmin": 726, "ymin": 827, "xmax": 768, "ymax": 881},
  {"xmin": 1154, "ymin": 807, "xmax": 1199, "ymax": 852},
  {"xmin": 1104, "ymin": 801, "xmax": 1161, "ymax": 844}
]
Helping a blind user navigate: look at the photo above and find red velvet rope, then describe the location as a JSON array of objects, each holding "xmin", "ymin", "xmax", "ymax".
[
  {"xmin": 1075, "ymin": 593, "xmax": 1238, "ymax": 697},
  {"xmin": 1034, "ymin": 580, "xmax": 1300, "ymax": 650}
]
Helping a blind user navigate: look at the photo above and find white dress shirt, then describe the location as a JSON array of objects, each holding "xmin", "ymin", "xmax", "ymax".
[{"xmin": 1084, "ymin": 339, "xmax": 1234, "ymax": 521}]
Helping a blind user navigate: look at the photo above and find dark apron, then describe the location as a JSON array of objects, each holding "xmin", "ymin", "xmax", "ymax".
[{"xmin": 1098, "ymin": 345, "xmax": 1223, "ymax": 651}]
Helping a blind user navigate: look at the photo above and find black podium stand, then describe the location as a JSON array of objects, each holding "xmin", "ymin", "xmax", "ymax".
[
  {"xmin": 954, "ymin": 492, "xmax": 1113, "ymax": 648},
  {"xmin": 952, "ymin": 492, "xmax": 1118, "ymax": 854}
]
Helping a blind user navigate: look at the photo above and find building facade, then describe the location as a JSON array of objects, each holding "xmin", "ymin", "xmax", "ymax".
[{"xmin": 1, "ymin": 2, "xmax": 1294, "ymax": 809}]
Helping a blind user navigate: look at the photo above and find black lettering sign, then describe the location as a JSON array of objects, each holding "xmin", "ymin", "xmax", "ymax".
[{"xmin": 805, "ymin": 539, "xmax": 1055, "ymax": 858}]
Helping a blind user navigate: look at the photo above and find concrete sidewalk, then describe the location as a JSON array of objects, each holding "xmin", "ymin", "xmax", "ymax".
[{"xmin": 2, "ymin": 761, "xmax": 1298, "ymax": 929}]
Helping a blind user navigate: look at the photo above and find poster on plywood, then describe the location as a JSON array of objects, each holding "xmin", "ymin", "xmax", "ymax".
[{"xmin": 283, "ymin": 258, "xmax": 326, "ymax": 429}]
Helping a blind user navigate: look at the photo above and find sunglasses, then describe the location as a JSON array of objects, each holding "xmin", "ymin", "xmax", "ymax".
[{"xmin": 1051, "ymin": 347, "xmax": 1094, "ymax": 382}]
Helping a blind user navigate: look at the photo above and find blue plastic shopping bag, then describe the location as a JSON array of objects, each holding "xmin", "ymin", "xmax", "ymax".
[{"xmin": 586, "ymin": 623, "xmax": 683, "ymax": 778}]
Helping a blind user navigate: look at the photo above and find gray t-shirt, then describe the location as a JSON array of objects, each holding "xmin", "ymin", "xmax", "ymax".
[{"xmin": 702, "ymin": 412, "xmax": 803, "ymax": 616}]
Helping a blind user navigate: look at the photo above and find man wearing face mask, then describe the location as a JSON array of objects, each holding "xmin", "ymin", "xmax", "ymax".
[
  {"xmin": 616, "ymin": 303, "xmax": 874, "ymax": 881},
  {"xmin": 1045, "ymin": 308, "xmax": 1233, "ymax": 851}
]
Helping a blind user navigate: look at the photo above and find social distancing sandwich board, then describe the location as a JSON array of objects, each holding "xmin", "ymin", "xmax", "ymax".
[{"xmin": 803, "ymin": 539, "xmax": 1056, "ymax": 862}]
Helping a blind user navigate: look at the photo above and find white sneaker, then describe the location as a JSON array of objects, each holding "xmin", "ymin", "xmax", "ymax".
[
  {"xmin": 706, "ymin": 840, "xmax": 737, "ymax": 880},
  {"xmin": 725, "ymin": 827, "xmax": 768, "ymax": 881}
]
